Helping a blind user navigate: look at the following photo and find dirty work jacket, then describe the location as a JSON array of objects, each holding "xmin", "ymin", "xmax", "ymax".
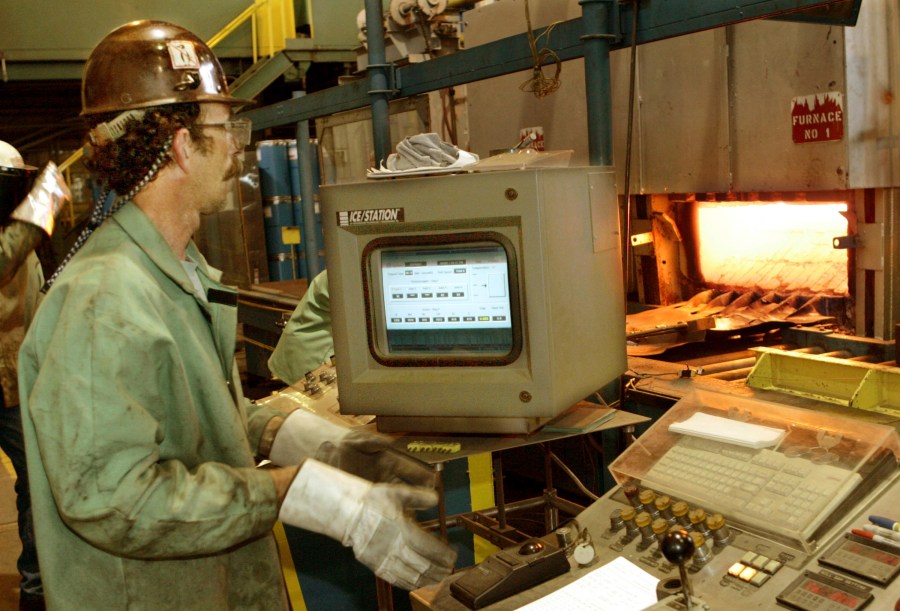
[
  {"xmin": 18, "ymin": 202, "xmax": 291, "ymax": 610},
  {"xmin": 0, "ymin": 221, "xmax": 43, "ymax": 407},
  {"xmin": 267, "ymin": 269, "xmax": 333, "ymax": 385}
]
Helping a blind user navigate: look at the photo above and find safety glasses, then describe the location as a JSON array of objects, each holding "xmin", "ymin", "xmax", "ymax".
[{"xmin": 198, "ymin": 118, "xmax": 252, "ymax": 148}]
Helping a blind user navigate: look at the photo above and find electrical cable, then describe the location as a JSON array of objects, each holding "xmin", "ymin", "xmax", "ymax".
[
  {"xmin": 549, "ymin": 450, "xmax": 600, "ymax": 502},
  {"xmin": 519, "ymin": 0, "xmax": 562, "ymax": 98}
]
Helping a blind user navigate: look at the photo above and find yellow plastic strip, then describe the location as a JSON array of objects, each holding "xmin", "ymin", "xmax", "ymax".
[
  {"xmin": 467, "ymin": 453, "xmax": 500, "ymax": 562},
  {"xmin": 0, "ymin": 450, "xmax": 15, "ymax": 479},
  {"xmin": 274, "ymin": 521, "xmax": 307, "ymax": 611}
]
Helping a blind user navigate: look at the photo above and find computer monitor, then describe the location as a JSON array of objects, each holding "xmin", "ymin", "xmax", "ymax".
[{"xmin": 321, "ymin": 166, "xmax": 625, "ymax": 434}]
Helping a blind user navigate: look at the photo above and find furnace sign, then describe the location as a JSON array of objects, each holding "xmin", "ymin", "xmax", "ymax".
[{"xmin": 791, "ymin": 92, "xmax": 844, "ymax": 144}]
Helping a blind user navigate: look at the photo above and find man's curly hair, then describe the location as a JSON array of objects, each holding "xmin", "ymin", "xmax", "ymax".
[{"xmin": 84, "ymin": 103, "xmax": 213, "ymax": 195}]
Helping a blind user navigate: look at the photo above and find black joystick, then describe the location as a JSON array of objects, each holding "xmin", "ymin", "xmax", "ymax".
[
  {"xmin": 661, "ymin": 529, "xmax": 695, "ymax": 564},
  {"xmin": 661, "ymin": 530, "xmax": 695, "ymax": 610}
]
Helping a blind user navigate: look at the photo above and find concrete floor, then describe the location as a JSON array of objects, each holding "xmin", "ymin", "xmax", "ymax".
[{"xmin": 0, "ymin": 450, "xmax": 22, "ymax": 611}]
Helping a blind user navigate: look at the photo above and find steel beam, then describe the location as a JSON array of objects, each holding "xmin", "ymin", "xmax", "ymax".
[{"xmin": 242, "ymin": 0, "xmax": 862, "ymax": 130}]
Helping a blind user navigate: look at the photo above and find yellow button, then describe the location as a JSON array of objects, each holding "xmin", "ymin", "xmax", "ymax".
[{"xmin": 739, "ymin": 566, "xmax": 758, "ymax": 582}]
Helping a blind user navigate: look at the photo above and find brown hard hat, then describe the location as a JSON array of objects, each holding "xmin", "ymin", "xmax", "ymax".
[{"xmin": 81, "ymin": 20, "xmax": 250, "ymax": 116}]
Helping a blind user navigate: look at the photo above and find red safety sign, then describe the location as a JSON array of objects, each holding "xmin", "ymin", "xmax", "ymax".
[{"xmin": 791, "ymin": 92, "xmax": 844, "ymax": 144}]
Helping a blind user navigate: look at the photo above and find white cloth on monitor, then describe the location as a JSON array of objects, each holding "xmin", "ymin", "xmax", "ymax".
[{"xmin": 369, "ymin": 133, "xmax": 478, "ymax": 176}]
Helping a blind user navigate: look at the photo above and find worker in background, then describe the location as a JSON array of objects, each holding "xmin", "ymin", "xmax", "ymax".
[
  {"xmin": 0, "ymin": 141, "xmax": 70, "ymax": 611},
  {"xmin": 18, "ymin": 20, "xmax": 455, "ymax": 609},
  {"xmin": 268, "ymin": 269, "xmax": 333, "ymax": 385}
]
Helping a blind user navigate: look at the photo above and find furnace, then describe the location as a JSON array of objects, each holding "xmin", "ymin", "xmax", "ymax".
[{"xmin": 626, "ymin": 188, "xmax": 899, "ymax": 386}]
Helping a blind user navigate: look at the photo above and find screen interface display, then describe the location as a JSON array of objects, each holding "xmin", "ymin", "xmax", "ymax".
[{"xmin": 377, "ymin": 243, "xmax": 515, "ymax": 356}]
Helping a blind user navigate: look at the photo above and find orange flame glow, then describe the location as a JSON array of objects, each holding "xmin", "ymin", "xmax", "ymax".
[{"xmin": 696, "ymin": 201, "xmax": 848, "ymax": 295}]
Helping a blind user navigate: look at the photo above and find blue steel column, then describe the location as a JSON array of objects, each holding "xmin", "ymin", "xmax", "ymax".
[
  {"xmin": 295, "ymin": 118, "xmax": 321, "ymax": 279},
  {"xmin": 365, "ymin": 0, "xmax": 392, "ymax": 166},
  {"xmin": 580, "ymin": 0, "xmax": 615, "ymax": 167}
]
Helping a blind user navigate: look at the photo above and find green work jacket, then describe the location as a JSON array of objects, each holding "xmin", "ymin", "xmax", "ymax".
[
  {"xmin": 268, "ymin": 269, "xmax": 333, "ymax": 385},
  {"xmin": 18, "ymin": 202, "xmax": 290, "ymax": 610}
]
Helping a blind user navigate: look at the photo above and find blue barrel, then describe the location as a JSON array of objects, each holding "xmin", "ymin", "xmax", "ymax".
[
  {"xmin": 268, "ymin": 254, "xmax": 295, "ymax": 282},
  {"xmin": 265, "ymin": 224, "xmax": 298, "ymax": 282},
  {"xmin": 256, "ymin": 140, "xmax": 292, "ymax": 202},
  {"xmin": 264, "ymin": 197, "xmax": 295, "ymax": 228},
  {"xmin": 296, "ymin": 250, "xmax": 308, "ymax": 280},
  {"xmin": 265, "ymin": 225, "xmax": 293, "ymax": 256}
]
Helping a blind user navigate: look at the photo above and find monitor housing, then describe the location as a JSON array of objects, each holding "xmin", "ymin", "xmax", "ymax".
[{"xmin": 321, "ymin": 167, "xmax": 625, "ymax": 434}]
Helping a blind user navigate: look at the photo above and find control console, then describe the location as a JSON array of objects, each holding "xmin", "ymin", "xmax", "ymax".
[{"xmin": 415, "ymin": 388, "xmax": 900, "ymax": 610}]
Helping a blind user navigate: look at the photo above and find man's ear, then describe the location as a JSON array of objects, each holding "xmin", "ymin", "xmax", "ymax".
[{"xmin": 170, "ymin": 127, "xmax": 193, "ymax": 172}]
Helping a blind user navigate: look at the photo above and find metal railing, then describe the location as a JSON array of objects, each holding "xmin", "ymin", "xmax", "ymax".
[{"xmin": 58, "ymin": 0, "xmax": 293, "ymax": 178}]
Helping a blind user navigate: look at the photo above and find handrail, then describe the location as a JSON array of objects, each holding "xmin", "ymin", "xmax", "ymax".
[
  {"xmin": 207, "ymin": 2, "xmax": 262, "ymax": 60},
  {"xmin": 58, "ymin": 0, "xmax": 292, "ymax": 174}
]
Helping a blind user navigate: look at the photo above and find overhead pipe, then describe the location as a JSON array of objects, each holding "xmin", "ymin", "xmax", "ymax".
[
  {"xmin": 294, "ymin": 106, "xmax": 322, "ymax": 279},
  {"xmin": 364, "ymin": 0, "xmax": 393, "ymax": 167},
  {"xmin": 579, "ymin": 0, "xmax": 616, "ymax": 167}
]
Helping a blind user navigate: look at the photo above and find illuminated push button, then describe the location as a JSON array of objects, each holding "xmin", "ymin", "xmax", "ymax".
[
  {"xmin": 672, "ymin": 501, "xmax": 691, "ymax": 528},
  {"xmin": 762, "ymin": 559, "xmax": 783, "ymax": 575},
  {"xmin": 738, "ymin": 566, "xmax": 758, "ymax": 582},
  {"xmin": 727, "ymin": 562, "xmax": 746, "ymax": 578}
]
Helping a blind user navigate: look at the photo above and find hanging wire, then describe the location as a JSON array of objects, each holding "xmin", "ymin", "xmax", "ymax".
[
  {"xmin": 42, "ymin": 136, "xmax": 174, "ymax": 292},
  {"xmin": 519, "ymin": 0, "xmax": 563, "ymax": 98}
]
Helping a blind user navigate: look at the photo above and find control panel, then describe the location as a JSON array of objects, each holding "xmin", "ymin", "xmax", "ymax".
[
  {"xmin": 254, "ymin": 360, "xmax": 374, "ymax": 427},
  {"xmin": 416, "ymin": 389, "xmax": 900, "ymax": 610},
  {"xmin": 572, "ymin": 480, "xmax": 900, "ymax": 610}
]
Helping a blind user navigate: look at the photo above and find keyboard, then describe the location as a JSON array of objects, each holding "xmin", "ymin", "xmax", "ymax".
[{"xmin": 641, "ymin": 436, "xmax": 862, "ymax": 542}]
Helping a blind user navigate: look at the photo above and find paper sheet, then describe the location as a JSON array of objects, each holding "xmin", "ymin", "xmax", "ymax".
[
  {"xmin": 516, "ymin": 557, "xmax": 659, "ymax": 610},
  {"xmin": 668, "ymin": 412, "xmax": 786, "ymax": 449}
]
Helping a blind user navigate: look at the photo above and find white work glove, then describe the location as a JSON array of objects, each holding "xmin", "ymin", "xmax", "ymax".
[
  {"xmin": 279, "ymin": 459, "xmax": 457, "ymax": 590},
  {"xmin": 11, "ymin": 162, "xmax": 70, "ymax": 236},
  {"xmin": 270, "ymin": 409, "xmax": 435, "ymax": 486}
]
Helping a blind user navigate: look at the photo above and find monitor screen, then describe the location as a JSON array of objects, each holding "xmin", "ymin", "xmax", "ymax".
[{"xmin": 365, "ymin": 234, "xmax": 520, "ymax": 364}]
